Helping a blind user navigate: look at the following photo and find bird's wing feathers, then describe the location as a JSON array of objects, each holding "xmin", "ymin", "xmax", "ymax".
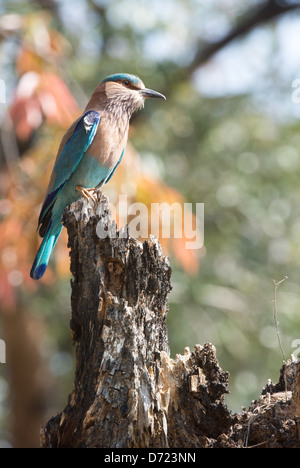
[{"xmin": 38, "ymin": 110, "xmax": 101, "ymax": 228}]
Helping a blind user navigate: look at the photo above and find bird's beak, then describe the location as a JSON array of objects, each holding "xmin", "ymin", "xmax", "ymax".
[{"xmin": 140, "ymin": 88, "xmax": 166, "ymax": 100}]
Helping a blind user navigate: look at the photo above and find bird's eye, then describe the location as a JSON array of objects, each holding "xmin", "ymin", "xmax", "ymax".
[{"xmin": 123, "ymin": 80, "xmax": 130, "ymax": 87}]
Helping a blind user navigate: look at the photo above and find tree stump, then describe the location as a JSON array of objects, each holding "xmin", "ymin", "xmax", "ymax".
[{"xmin": 41, "ymin": 191, "xmax": 300, "ymax": 449}]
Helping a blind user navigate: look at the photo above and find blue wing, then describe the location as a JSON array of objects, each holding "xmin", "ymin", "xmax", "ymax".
[{"xmin": 38, "ymin": 110, "xmax": 100, "ymax": 234}]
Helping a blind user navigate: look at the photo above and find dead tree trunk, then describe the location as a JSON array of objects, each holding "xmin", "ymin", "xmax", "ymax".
[{"xmin": 41, "ymin": 191, "xmax": 300, "ymax": 448}]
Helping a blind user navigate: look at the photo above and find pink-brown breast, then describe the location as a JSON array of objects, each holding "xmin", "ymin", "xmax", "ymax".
[
  {"xmin": 84, "ymin": 81, "xmax": 131, "ymax": 170},
  {"xmin": 85, "ymin": 110, "xmax": 129, "ymax": 170}
]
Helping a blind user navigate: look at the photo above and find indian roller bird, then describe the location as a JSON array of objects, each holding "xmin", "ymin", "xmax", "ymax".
[{"xmin": 30, "ymin": 73, "xmax": 166, "ymax": 280}]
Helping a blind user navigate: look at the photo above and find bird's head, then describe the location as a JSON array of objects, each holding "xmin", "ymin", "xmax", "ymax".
[{"xmin": 101, "ymin": 73, "xmax": 166, "ymax": 116}]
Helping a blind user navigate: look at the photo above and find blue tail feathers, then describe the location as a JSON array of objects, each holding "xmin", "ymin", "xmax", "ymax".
[{"xmin": 30, "ymin": 226, "xmax": 62, "ymax": 280}]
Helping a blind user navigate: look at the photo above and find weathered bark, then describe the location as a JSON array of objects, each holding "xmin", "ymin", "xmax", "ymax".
[{"xmin": 41, "ymin": 191, "xmax": 300, "ymax": 448}]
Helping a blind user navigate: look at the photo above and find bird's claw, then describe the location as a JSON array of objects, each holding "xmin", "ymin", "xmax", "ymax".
[{"xmin": 76, "ymin": 185, "xmax": 98, "ymax": 203}]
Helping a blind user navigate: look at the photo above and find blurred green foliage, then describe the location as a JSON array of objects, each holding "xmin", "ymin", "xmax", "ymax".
[{"xmin": 1, "ymin": 0, "xmax": 300, "ymax": 447}]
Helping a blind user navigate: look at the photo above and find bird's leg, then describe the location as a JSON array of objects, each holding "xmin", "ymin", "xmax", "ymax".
[{"xmin": 76, "ymin": 185, "xmax": 98, "ymax": 203}]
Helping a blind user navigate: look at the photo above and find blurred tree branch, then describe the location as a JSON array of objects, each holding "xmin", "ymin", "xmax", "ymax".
[{"xmin": 188, "ymin": 0, "xmax": 300, "ymax": 73}]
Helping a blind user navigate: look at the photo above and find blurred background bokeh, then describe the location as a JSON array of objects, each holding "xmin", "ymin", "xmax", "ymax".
[{"xmin": 1, "ymin": 0, "xmax": 300, "ymax": 447}]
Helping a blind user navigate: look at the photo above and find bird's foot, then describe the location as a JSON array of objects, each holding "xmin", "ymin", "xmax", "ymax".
[{"xmin": 76, "ymin": 185, "xmax": 98, "ymax": 203}]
